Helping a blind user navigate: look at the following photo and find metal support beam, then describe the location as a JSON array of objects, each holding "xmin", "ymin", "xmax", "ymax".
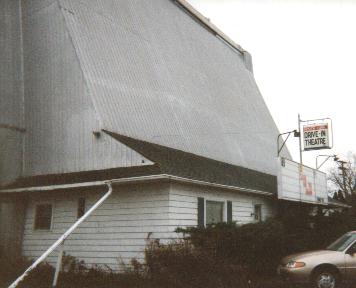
[
  {"xmin": 316, "ymin": 154, "xmax": 338, "ymax": 170},
  {"xmin": 52, "ymin": 241, "xmax": 65, "ymax": 288},
  {"xmin": 277, "ymin": 129, "xmax": 298, "ymax": 157}
]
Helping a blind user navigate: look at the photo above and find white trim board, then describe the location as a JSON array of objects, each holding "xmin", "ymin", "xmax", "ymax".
[{"xmin": 0, "ymin": 174, "xmax": 274, "ymax": 197}]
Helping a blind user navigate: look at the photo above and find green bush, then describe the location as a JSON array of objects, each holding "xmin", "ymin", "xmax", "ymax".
[
  {"xmin": 177, "ymin": 219, "xmax": 286, "ymax": 276},
  {"xmin": 176, "ymin": 209, "xmax": 355, "ymax": 277},
  {"xmin": 0, "ymin": 255, "xmax": 33, "ymax": 287},
  {"xmin": 2, "ymin": 207, "xmax": 354, "ymax": 288},
  {"xmin": 145, "ymin": 239, "xmax": 251, "ymax": 288},
  {"xmin": 1, "ymin": 254, "xmax": 148, "ymax": 288}
]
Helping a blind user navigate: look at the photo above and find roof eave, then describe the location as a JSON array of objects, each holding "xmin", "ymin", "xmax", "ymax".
[
  {"xmin": 0, "ymin": 174, "xmax": 273, "ymax": 197},
  {"xmin": 174, "ymin": 0, "xmax": 245, "ymax": 54}
]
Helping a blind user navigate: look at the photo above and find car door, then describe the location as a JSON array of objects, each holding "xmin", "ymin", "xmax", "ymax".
[{"xmin": 344, "ymin": 241, "xmax": 356, "ymax": 283}]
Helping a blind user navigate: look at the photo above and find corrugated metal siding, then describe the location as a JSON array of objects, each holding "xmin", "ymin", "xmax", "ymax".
[
  {"xmin": 21, "ymin": 1, "xmax": 152, "ymax": 176},
  {"xmin": 21, "ymin": 0, "xmax": 57, "ymax": 17},
  {"xmin": 0, "ymin": 198, "xmax": 26, "ymax": 257},
  {"xmin": 6, "ymin": 0, "xmax": 290, "ymax": 178},
  {"xmin": 169, "ymin": 182, "xmax": 275, "ymax": 228},
  {"xmin": 0, "ymin": 0, "xmax": 24, "ymax": 184},
  {"xmin": 0, "ymin": 0, "xmax": 23, "ymax": 127},
  {"xmin": 0, "ymin": 130, "xmax": 23, "ymax": 184},
  {"xmin": 22, "ymin": 184, "xmax": 174, "ymax": 270},
  {"xmin": 58, "ymin": 0, "xmax": 285, "ymax": 176}
]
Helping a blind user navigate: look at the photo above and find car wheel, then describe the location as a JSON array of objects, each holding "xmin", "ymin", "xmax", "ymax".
[{"xmin": 313, "ymin": 269, "xmax": 339, "ymax": 288}]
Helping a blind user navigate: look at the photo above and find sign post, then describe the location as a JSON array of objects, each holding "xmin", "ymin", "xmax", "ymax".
[
  {"xmin": 298, "ymin": 114, "xmax": 303, "ymax": 165},
  {"xmin": 290, "ymin": 115, "xmax": 333, "ymax": 204},
  {"xmin": 276, "ymin": 116, "xmax": 333, "ymax": 204}
]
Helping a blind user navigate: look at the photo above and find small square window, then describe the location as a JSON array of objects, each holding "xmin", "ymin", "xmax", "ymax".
[
  {"xmin": 34, "ymin": 204, "xmax": 52, "ymax": 230},
  {"xmin": 77, "ymin": 198, "xmax": 86, "ymax": 219},
  {"xmin": 254, "ymin": 204, "xmax": 262, "ymax": 222},
  {"xmin": 206, "ymin": 200, "xmax": 224, "ymax": 225}
]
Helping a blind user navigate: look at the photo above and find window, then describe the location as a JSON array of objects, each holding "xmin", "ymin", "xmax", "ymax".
[
  {"xmin": 327, "ymin": 232, "xmax": 356, "ymax": 251},
  {"xmin": 198, "ymin": 198, "xmax": 233, "ymax": 226},
  {"xmin": 206, "ymin": 200, "xmax": 224, "ymax": 225},
  {"xmin": 34, "ymin": 204, "xmax": 52, "ymax": 230},
  {"xmin": 254, "ymin": 204, "xmax": 262, "ymax": 222},
  {"xmin": 77, "ymin": 197, "xmax": 86, "ymax": 219}
]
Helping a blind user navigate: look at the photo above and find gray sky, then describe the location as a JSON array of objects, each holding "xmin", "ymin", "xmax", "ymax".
[{"xmin": 188, "ymin": 0, "xmax": 356, "ymax": 170}]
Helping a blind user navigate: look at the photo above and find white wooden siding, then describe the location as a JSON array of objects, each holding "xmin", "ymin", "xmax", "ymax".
[
  {"xmin": 169, "ymin": 183, "xmax": 276, "ymax": 229},
  {"xmin": 22, "ymin": 182, "xmax": 277, "ymax": 270},
  {"xmin": 22, "ymin": 183, "xmax": 173, "ymax": 270}
]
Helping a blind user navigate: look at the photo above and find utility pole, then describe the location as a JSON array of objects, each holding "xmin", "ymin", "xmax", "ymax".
[
  {"xmin": 337, "ymin": 160, "xmax": 348, "ymax": 198},
  {"xmin": 298, "ymin": 114, "xmax": 303, "ymax": 165}
]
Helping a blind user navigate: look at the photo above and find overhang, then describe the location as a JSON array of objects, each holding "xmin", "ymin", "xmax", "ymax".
[{"xmin": 1, "ymin": 131, "xmax": 277, "ymax": 196}]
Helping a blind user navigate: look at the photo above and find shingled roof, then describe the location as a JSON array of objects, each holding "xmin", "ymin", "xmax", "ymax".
[
  {"xmin": 2, "ymin": 131, "xmax": 277, "ymax": 195},
  {"xmin": 104, "ymin": 130, "xmax": 277, "ymax": 194}
]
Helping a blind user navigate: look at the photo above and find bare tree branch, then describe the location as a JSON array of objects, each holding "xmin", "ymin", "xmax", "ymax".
[{"xmin": 327, "ymin": 153, "xmax": 356, "ymax": 201}]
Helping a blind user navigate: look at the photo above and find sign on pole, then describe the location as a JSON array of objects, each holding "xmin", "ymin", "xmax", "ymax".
[{"xmin": 303, "ymin": 123, "xmax": 330, "ymax": 151}]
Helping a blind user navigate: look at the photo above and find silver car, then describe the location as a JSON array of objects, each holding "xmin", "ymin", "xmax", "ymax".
[{"xmin": 278, "ymin": 231, "xmax": 356, "ymax": 288}]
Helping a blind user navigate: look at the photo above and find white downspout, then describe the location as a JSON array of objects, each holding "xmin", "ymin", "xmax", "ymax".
[{"xmin": 8, "ymin": 182, "xmax": 113, "ymax": 288}]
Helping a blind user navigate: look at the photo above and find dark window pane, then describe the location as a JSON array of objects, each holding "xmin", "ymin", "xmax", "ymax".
[
  {"xmin": 254, "ymin": 204, "xmax": 262, "ymax": 222},
  {"xmin": 197, "ymin": 197, "xmax": 205, "ymax": 227},
  {"xmin": 227, "ymin": 201, "xmax": 233, "ymax": 223},
  {"xmin": 206, "ymin": 201, "xmax": 223, "ymax": 225},
  {"xmin": 34, "ymin": 204, "xmax": 52, "ymax": 230},
  {"xmin": 77, "ymin": 198, "xmax": 86, "ymax": 219}
]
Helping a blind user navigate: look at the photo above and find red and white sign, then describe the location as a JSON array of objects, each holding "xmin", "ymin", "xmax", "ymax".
[
  {"xmin": 277, "ymin": 158, "xmax": 328, "ymax": 205},
  {"xmin": 303, "ymin": 123, "xmax": 330, "ymax": 151}
]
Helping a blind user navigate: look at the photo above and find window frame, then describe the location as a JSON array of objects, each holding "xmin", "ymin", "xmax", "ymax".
[
  {"xmin": 253, "ymin": 204, "xmax": 262, "ymax": 222},
  {"xmin": 33, "ymin": 202, "xmax": 54, "ymax": 231},
  {"xmin": 203, "ymin": 198, "xmax": 227, "ymax": 226},
  {"xmin": 205, "ymin": 200, "xmax": 224, "ymax": 225},
  {"xmin": 77, "ymin": 197, "xmax": 86, "ymax": 219}
]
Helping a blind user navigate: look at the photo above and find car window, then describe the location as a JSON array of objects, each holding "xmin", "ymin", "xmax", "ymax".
[
  {"xmin": 348, "ymin": 242, "xmax": 356, "ymax": 253},
  {"xmin": 327, "ymin": 233, "xmax": 356, "ymax": 251}
]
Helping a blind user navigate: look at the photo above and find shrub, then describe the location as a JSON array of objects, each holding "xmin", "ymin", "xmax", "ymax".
[
  {"xmin": 144, "ymin": 239, "xmax": 251, "ymax": 288},
  {"xmin": 0, "ymin": 255, "xmax": 33, "ymax": 287},
  {"xmin": 1, "ymin": 254, "xmax": 147, "ymax": 288},
  {"xmin": 18, "ymin": 262, "xmax": 55, "ymax": 288},
  {"xmin": 176, "ymin": 210, "xmax": 355, "ymax": 278},
  {"xmin": 2, "ymin": 207, "xmax": 353, "ymax": 288},
  {"xmin": 177, "ymin": 219, "xmax": 286, "ymax": 276}
]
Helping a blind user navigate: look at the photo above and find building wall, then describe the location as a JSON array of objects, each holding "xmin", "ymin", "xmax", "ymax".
[
  {"xmin": 0, "ymin": 0, "xmax": 27, "ymax": 258},
  {"xmin": 0, "ymin": 0, "xmax": 24, "ymax": 185},
  {"xmin": 169, "ymin": 182, "xmax": 276, "ymax": 229},
  {"xmin": 22, "ymin": 183, "xmax": 173, "ymax": 270},
  {"xmin": 7, "ymin": 0, "xmax": 290, "ymax": 180},
  {"xmin": 58, "ymin": 0, "xmax": 289, "ymax": 175},
  {"xmin": 0, "ymin": 196, "xmax": 27, "ymax": 258},
  {"xmin": 21, "ymin": 181, "xmax": 276, "ymax": 270},
  {"xmin": 19, "ymin": 0, "xmax": 151, "ymax": 177}
]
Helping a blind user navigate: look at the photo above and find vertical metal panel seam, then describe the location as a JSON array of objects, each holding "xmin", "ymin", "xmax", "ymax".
[
  {"xmin": 19, "ymin": 0, "xmax": 26, "ymax": 177},
  {"xmin": 56, "ymin": 0, "xmax": 104, "ymax": 129}
]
